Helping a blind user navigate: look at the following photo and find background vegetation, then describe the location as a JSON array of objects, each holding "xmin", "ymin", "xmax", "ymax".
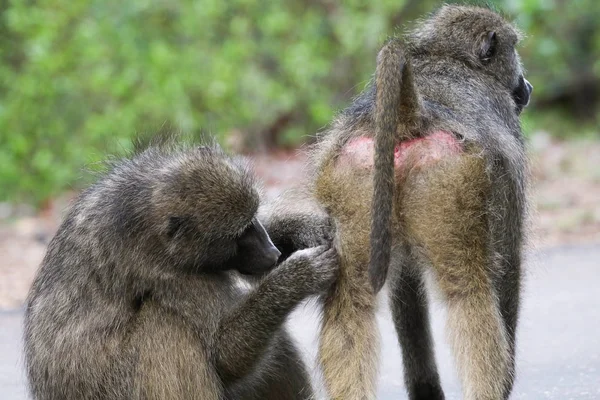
[{"xmin": 0, "ymin": 0, "xmax": 598, "ymax": 205}]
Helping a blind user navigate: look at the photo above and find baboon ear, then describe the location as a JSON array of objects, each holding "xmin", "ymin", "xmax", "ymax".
[{"xmin": 479, "ymin": 31, "xmax": 497, "ymax": 63}]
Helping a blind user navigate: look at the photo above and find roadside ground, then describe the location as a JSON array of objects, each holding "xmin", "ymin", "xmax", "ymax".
[{"xmin": 3, "ymin": 245, "xmax": 600, "ymax": 399}]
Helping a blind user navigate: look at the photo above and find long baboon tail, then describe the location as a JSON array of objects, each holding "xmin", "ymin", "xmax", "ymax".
[{"xmin": 369, "ymin": 39, "xmax": 421, "ymax": 293}]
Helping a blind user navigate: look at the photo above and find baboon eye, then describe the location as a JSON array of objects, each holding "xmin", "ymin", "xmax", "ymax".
[{"xmin": 480, "ymin": 31, "xmax": 497, "ymax": 63}]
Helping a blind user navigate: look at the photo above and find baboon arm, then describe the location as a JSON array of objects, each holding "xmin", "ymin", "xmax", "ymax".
[
  {"xmin": 259, "ymin": 189, "xmax": 333, "ymax": 259},
  {"xmin": 214, "ymin": 264, "xmax": 309, "ymax": 383}
]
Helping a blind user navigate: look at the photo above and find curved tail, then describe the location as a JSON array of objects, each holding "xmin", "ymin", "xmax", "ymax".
[{"xmin": 369, "ymin": 39, "xmax": 420, "ymax": 293}]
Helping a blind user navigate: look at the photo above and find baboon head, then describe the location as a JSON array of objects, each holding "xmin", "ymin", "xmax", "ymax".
[
  {"xmin": 151, "ymin": 145, "xmax": 280, "ymax": 275},
  {"xmin": 409, "ymin": 5, "xmax": 533, "ymax": 113}
]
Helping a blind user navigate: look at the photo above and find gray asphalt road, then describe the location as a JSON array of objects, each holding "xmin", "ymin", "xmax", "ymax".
[{"xmin": 2, "ymin": 245, "xmax": 599, "ymax": 399}]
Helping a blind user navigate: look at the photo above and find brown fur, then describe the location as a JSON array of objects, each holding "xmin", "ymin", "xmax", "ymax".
[
  {"xmin": 401, "ymin": 150, "xmax": 511, "ymax": 399},
  {"xmin": 315, "ymin": 159, "xmax": 379, "ymax": 399},
  {"xmin": 264, "ymin": 5, "xmax": 532, "ymax": 400},
  {"xmin": 23, "ymin": 141, "xmax": 338, "ymax": 400}
]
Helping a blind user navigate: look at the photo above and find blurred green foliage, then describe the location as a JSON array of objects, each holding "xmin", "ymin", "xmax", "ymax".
[
  {"xmin": 0, "ymin": 0, "xmax": 598, "ymax": 205},
  {"xmin": 507, "ymin": 0, "xmax": 600, "ymax": 119}
]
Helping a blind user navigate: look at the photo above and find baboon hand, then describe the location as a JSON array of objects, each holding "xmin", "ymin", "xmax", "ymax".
[
  {"xmin": 304, "ymin": 215, "xmax": 335, "ymax": 248},
  {"xmin": 285, "ymin": 213, "xmax": 335, "ymax": 251},
  {"xmin": 286, "ymin": 245, "xmax": 339, "ymax": 293}
]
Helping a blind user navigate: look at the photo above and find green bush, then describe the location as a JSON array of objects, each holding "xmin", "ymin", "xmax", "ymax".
[
  {"xmin": 0, "ymin": 0, "xmax": 598, "ymax": 205},
  {"xmin": 0, "ymin": 0, "xmax": 420, "ymax": 204},
  {"xmin": 508, "ymin": 0, "xmax": 600, "ymax": 120}
]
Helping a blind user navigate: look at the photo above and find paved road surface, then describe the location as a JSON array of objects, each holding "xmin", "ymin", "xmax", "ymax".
[{"xmin": 2, "ymin": 245, "xmax": 599, "ymax": 399}]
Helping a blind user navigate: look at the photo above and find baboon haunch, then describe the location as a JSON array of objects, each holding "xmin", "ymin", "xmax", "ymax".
[
  {"xmin": 24, "ymin": 142, "xmax": 338, "ymax": 400},
  {"xmin": 264, "ymin": 5, "xmax": 532, "ymax": 400}
]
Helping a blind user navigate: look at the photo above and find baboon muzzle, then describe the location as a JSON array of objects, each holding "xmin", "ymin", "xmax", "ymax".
[{"xmin": 513, "ymin": 76, "xmax": 533, "ymax": 112}]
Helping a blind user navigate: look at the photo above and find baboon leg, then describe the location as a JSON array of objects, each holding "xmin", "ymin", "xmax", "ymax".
[
  {"xmin": 389, "ymin": 259, "xmax": 444, "ymax": 400},
  {"xmin": 319, "ymin": 272, "xmax": 379, "ymax": 400},
  {"xmin": 488, "ymin": 237, "xmax": 522, "ymax": 399},
  {"xmin": 403, "ymin": 153, "xmax": 510, "ymax": 400},
  {"xmin": 490, "ymin": 171, "xmax": 525, "ymax": 399},
  {"xmin": 444, "ymin": 288, "xmax": 509, "ymax": 400},
  {"xmin": 496, "ymin": 258, "xmax": 520, "ymax": 399},
  {"xmin": 316, "ymin": 164, "xmax": 380, "ymax": 400},
  {"xmin": 319, "ymin": 226, "xmax": 379, "ymax": 400}
]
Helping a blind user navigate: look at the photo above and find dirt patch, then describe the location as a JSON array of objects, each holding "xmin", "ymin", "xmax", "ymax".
[
  {"xmin": 530, "ymin": 133, "xmax": 600, "ymax": 247},
  {"xmin": 1, "ymin": 135, "xmax": 598, "ymax": 309}
]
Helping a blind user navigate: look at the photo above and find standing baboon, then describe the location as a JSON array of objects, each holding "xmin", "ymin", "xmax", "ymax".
[
  {"xmin": 263, "ymin": 5, "xmax": 532, "ymax": 400},
  {"xmin": 24, "ymin": 142, "xmax": 338, "ymax": 400}
]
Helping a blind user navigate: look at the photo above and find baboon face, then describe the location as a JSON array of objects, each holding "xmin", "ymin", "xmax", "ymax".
[
  {"xmin": 167, "ymin": 214, "xmax": 281, "ymax": 276},
  {"xmin": 512, "ymin": 74, "xmax": 533, "ymax": 113},
  {"xmin": 476, "ymin": 27, "xmax": 532, "ymax": 113},
  {"xmin": 219, "ymin": 218, "xmax": 281, "ymax": 276},
  {"xmin": 410, "ymin": 5, "xmax": 533, "ymax": 113},
  {"xmin": 152, "ymin": 147, "xmax": 279, "ymax": 275}
]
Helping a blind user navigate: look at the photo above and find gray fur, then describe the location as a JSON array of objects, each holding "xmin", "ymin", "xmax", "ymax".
[
  {"xmin": 265, "ymin": 5, "xmax": 531, "ymax": 400},
  {"xmin": 24, "ymin": 142, "xmax": 338, "ymax": 400}
]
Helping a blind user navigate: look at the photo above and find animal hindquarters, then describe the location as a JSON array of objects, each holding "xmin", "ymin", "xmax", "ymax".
[{"xmin": 401, "ymin": 150, "xmax": 510, "ymax": 400}]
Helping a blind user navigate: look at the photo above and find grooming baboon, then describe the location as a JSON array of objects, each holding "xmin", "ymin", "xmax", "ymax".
[
  {"xmin": 263, "ymin": 5, "xmax": 532, "ymax": 400},
  {"xmin": 24, "ymin": 141, "xmax": 338, "ymax": 400}
]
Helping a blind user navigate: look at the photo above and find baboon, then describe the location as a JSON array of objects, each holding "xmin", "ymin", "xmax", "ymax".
[
  {"xmin": 263, "ymin": 5, "xmax": 532, "ymax": 400},
  {"xmin": 23, "ymin": 141, "xmax": 339, "ymax": 400}
]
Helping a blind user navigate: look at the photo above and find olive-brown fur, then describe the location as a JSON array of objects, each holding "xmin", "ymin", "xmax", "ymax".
[
  {"xmin": 24, "ymin": 141, "xmax": 338, "ymax": 400},
  {"xmin": 263, "ymin": 5, "xmax": 531, "ymax": 400}
]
